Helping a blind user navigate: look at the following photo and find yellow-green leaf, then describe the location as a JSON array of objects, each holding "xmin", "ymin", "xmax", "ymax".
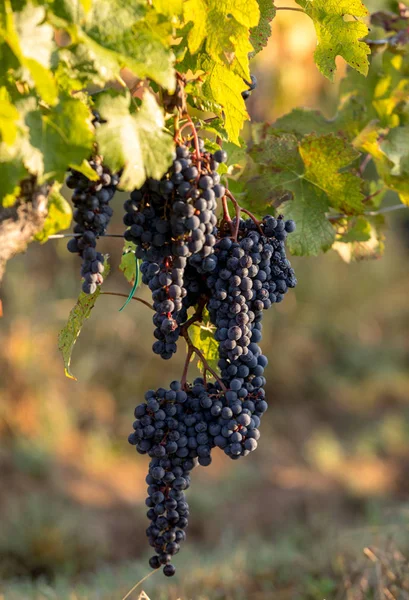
[
  {"xmin": 297, "ymin": 0, "xmax": 370, "ymax": 81},
  {"xmin": 34, "ymin": 184, "xmax": 72, "ymax": 243},
  {"xmin": 203, "ymin": 60, "xmax": 248, "ymax": 145},
  {"xmin": 95, "ymin": 90, "xmax": 174, "ymax": 191},
  {"xmin": 119, "ymin": 241, "xmax": 138, "ymax": 283},
  {"xmin": 188, "ymin": 310, "xmax": 219, "ymax": 374},
  {"xmin": 58, "ymin": 260, "xmax": 111, "ymax": 380}
]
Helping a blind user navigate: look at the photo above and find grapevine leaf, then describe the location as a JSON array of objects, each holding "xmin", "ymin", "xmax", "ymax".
[
  {"xmin": 94, "ymin": 90, "xmax": 174, "ymax": 191},
  {"xmin": 202, "ymin": 59, "xmax": 248, "ymax": 145},
  {"xmin": 25, "ymin": 96, "xmax": 94, "ymax": 181},
  {"xmin": 274, "ymin": 108, "xmax": 337, "ymax": 138},
  {"xmin": 354, "ymin": 124, "xmax": 409, "ymax": 205},
  {"xmin": 0, "ymin": 87, "xmax": 19, "ymax": 145},
  {"xmin": 34, "ymin": 183, "xmax": 72, "ymax": 243},
  {"xmin": 58, "ymin": 260, "xmax": 111, "ymax": 380},
  {"xmin": 247, "ymin": 130, "xmax": 365, "ymax": 255},
  {"xmin": 119, "ymin": 241, "xmax": 138, "ymax": 283},
  {"xmin": 250, "ymin": 0, "xmax": 276, "ymax": 55},
  {"xmin": 82, "ymin": 0, "xmax": 175, "ymax": 91},
  {"xmin": 188, "ymin": 311, "xmax": 219, "ymax": 373},
  {"xmin": 296, "ymin": 0, "xmax": 370, "ymax": 81},
  {"xmin": 3, "ymin": 2, "xmax": 58, "ymax": 105},
  {"xmin": 184, "ymin": 0, "xmax": 259, "ymax": 79}
]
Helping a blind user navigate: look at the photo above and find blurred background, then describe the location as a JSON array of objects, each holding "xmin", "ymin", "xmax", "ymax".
[{"xmin": 2, "ymin": 0, "xmax": 409, "ymax": 598}]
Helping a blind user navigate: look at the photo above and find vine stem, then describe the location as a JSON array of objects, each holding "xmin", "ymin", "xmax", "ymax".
[
  {"xmin": 183, "ymin": 113, "xmax": 202, "ymax": 164},
  {"xmin": 100, "ymin": 291, "xmax": 154, "ymax": 311},
  {"xmin": 359, "ymin": 154, "xmax": 372, "ymax": 176},
  {"xmin": 225, "ymin": 189, "xmax": 263, "ymax": 235},
  {"xmin": 221, "ymin": 196, "xmax": 234, "ymax": 235},
  {"xmin": 180, "ymin": 346, "xmax": 194, "ymax": 389},
  {"xmin": 275, "ymin": 6, "xmax": 305, "ymax": 12}
]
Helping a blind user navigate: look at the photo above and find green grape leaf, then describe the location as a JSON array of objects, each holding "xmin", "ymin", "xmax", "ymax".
[
  {"xmin": 354, "ymin": 124, "xmax": 409, "ymax": 205},
  {"xmin": 248, "ymin": 130, "xmax": 365, "ymax": 255},
  {"xmin": 202, "ymin": 59, "xmax": 248, "ymax": 145},
  {"xmin": 184, "ymin": 0, "xmax": 259, "ymax": 80},
  {"xmin": 94, "ymin": 90, "xmax": 174, "ymax": 191},
  {"xmin": 3, "ymin": 1, "xmax": 58, "ymax": 105},
  {"xmin": 119, "ymin": 241, "xmax": 138, "ymax": 283},
  {"xmin": 188, "ymin": 309, "xmax": 219, "ymax": 374},
  {"xmin": 25, "ymin": 96, "xmax": 94, "ymax": 181},
  {"xmin": 0, "ymin": 87, "xmax": 19, "ymax": 145},
  {"xmin": 81, "ymin": 0, "xmax": 175, "ymax": 91},
  {"xmin": 34, "ymin": 183, "xmax": 72, "ymax": 243},
  {"xmin": 296, "ymin": 0, "xmax": 370, "ymax": 81},
  {"xmin": 58, "ymin": 260, "xmax": 111, "ymax": 380},
  {"xmin": 250, "ymin": 0, "xmax": 276, "ymax": 55}
]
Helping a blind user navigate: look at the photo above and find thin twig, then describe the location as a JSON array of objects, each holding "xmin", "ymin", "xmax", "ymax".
[
  {"xmin": 121, "ymin": 569, "xmax": 158, "ymax": 600},
  {"xmin": 48, "ymin": 233, "xmax": 124, "ymax": 239},
  {"xmin": 328, "ymin": 204, "xmax": 408, "ymax": 222},
  {"xmin": 100, "ymin": 291, "xmax": 154, "ymax": 311},
  {"xmin": 183, "ymin": 113, "xmax": 202, "ymax": 165},
  {"xmin": 359, "ymin": 154, "xmax": 372, "ymax": 176},
  {"xmin": 275, "ymin": 6, "xmax": 305, "ymax": 12},
  {"xmin": 181, "ymin": 346, "xmax": 194, "ymax": 389},
  {"xmin": 225, "ymin": 190, "xmax": 263, "ymax": 235}
]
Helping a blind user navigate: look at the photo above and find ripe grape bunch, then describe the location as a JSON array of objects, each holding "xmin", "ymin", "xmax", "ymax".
[
  {"xmin": 123, "ymin": 141, "xmax": 226, "ymax": 359},
  {"xmin": 124, "ymin": 132, "xmax": 297, "ymax": 576}
]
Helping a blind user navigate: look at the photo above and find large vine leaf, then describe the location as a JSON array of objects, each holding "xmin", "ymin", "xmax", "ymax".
[
  {"xmin": 247, "ymin": 130, "xmax": 365, "ymax": 255},
  {"xmin": 34, "ymin": 183, "xmax": 72, "ymax": 243},
  {"xmin": 296, "ymin": 0, "xmax": 370, "ymax": 81},
  {"xmin": 94, "ymin": 90, "xmax": 174, "ymax": 191},
  {"xmin": 24, "ymin": 96, "xmax": 94, "ymax": 181},
  {"xmin": 1, "ymin": 1, "xmax": 58, "ymax": 105},
  {"xmin": 250, "ymin": 0, "xmax": 276, "ymax": 56},
  {"xmin": 58, "ymin": 261, "xmax": 111, "ymax": 380},
  {"xmin": 81, "ymin": 0, "xmax": 175, "ymax": 91},
  {"xmin": 184, "ymin": 0, "xmax": 259, "ymax": 79},
  {"xmin": 202, "ymin": 58, "xmax": 248, "ymax": 145}
]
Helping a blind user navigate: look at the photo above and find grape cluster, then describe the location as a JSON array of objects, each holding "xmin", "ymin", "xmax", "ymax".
[
  {"xmin": 66, "ymin": 160, "xmax": 119, "ymax": 294},
  {"xmin": 123, "ymin": 142, "xmax": 227, "ymax": 359},
  {"xmin": 129, "ymin": 380, "xmax": 220, "ymax": 576},
  {"xmin": 121, "ymin": 136, "xmax": 298, "ymax": 576}
]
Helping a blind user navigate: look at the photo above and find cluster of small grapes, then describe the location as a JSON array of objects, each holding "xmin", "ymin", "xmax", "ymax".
[
  {"xmin": 123, "ymin": 142, "xmax": 227, "ymax": 359},
  {"xmin": 128, "ymin": 380, "xmax": 221, "ymax": 576},
  {"xmin": 66, "ymin": 161, "xmax": 119, "ymax": 294},
  {"xmin": 199, "ymin": 216, "xmax": 297, "ymax": 457}
]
